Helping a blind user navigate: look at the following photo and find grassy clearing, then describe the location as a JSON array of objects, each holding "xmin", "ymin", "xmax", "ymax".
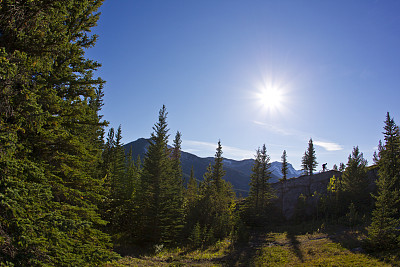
[
  {"xmin": 104, "ymin": 240, "xmax": 232, "ymax": 266},
  {"xmin": 252, "ymin": 232, "xmax": 389, "ymax": 266},
  {"xmin": 104, "ymin": 227, "xmax": 398, "ymax": 266}
]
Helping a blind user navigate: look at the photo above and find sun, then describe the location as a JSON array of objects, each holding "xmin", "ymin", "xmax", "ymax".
[
  {"xmin": 250, "ymin": 75, "xmax": 291, "ymax": 118},
  {"xmin": 259, "ymin": 87, "xmax": 283, "ymax": 110}
]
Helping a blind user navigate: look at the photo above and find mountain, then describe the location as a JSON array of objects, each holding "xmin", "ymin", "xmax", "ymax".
[
  {"xmin": 222, "ymin": 158, "xmax": 303, "ymax": 181},
  {"xmin": 124, "ymin": 138, "xmax": 302, "ymax": 195}
]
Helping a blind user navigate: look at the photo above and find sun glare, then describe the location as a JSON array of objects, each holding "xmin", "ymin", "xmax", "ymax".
[
  {"xmin": 250, "ymin": 75, "xmax": 292, "ymax": 118},
  {"xmin": 259, "ymin": 87, "xmax": 283, "ymax": 110}
]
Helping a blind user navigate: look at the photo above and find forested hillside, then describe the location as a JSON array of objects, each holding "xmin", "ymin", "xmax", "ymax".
[{"xmin": 1, "ymin": 1, "xmax": 400, "ymax": 266}]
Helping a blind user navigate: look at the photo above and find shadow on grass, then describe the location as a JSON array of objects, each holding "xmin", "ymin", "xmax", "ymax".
[
  {"xmin": 286, "ymin": 231, "xmax": 304, "ymax": 262},
  {"xmin": 221, "ymin": 242, "xmax": 257, "ymax": 266},
  {"xmin": 328, "ymin": 230, "xmax": 363, "ymax": 250},
  {"xmin": 221, "ymin": 231, "xmax": 271, "ymax": 266},
  {"xmin": 317, "ymin": 223, "xmax": 400, "ymax": 266}
]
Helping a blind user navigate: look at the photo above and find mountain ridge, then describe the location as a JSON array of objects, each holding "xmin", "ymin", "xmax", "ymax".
[{"xmin": 124, "ymin": 138, "xmax": 303, "ymax": 194}]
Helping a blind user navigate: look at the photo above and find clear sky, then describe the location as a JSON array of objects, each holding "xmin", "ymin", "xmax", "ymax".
[{"xmin": 87, "ymin": 0, "xmax": 400, "ymax": 169}]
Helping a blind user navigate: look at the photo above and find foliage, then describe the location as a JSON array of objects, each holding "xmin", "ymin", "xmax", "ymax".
[
  {"xmin": 293, "ymin": 194, "xmax": 309, "ymax": 223},
  {"xmin": 341, "ymin": 146, "xmax": 370, "ymax": 212},
  {"xmin": 134, "ymin": 106, "xmax": 185, "ymax": 246},
  {"xmin": 187, "ymin": 141, "xmax": 236, "ymax": 247},
  {"xmin": 339, "ymin": 163, "xmax": 346, "ymax": 172},
  {"xmin": 301, "ymin": 138, "xmax": 318, "ymax": 176},
  {"xmin": 101, "ymin": 126, "xmax": 141, "ymax": 241},
  {"xmin": 0, "ymin": 0, "xmax": 118, "ymax": 265},
  {"xmin": 345, "ymin": 202, "xmax": 361, "ymax": 227},
  {"xmin": 279, "ymin": 150, "xmax": 289, "ymax": 219},
  {"xmin": 367, "ymin": 112, "xmax": 400, "ymax": 250},
  {"xmin": 319, "ymin": 175, "xmax": 345, "ymax": 221},
  {"xmin": 183, "ymin": 167, "xmax": 200, "ymax": 240},
  {"xmin": 245, "ymin": 144, "xmax": 276, "ymax": 226},
  {"xmin": 321, "ymin": 147, "xmax": 370, "ymax": 222},
  {"xmin": 280, "ymin": 150, "xmax": 288, "ymax": 182}
]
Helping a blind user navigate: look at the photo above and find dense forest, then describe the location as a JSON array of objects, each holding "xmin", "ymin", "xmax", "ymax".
[{"xmin": 1, "ymin": 1, "xmax": 399, "ymax": 266}]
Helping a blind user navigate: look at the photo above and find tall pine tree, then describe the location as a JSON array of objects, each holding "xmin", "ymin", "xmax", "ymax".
[
  {"xmin": 183, "ymin": 166, "xmax": 200, "ymax": 239},
  {"xmin": 280, "ymin": 150, "xmax": 289, "ymax": 216},
  {"xmin": 213, "ymin": 140, "xmax": 226, "ymax": 192},
  {"xmin": 249, "ymin": 148, "xmax": 262, "ymax": 212},
  {"xmin": 135, "ymin": 106, "xmax": 184, "ymax": 246},
  {"xmin": 367, "ymin": 113, "xmax": 400, "ymax": 250},
  {"xmin": 0, "ymin": 1, "xmax": 116, "ymax": 265},
  {"xmin": 302, "ymin": 138, "xmax": 318, "ymax": 175},
  {"xmin": 280, "ymin": 150, "xmax": 288, "ymax": 182},
  {"xmin": 246, "ymin": 144, "xmax": 275, "ymax": 225},
  {"xmin": 196, "ymin": 141, "xmax": 235, "ymax": 244},
  {"xmin": 161, "ymin": 131, "xmax": 185, "ymax": 245},
  {"xmin": 101, "ymin": 126, "xmax": 136, "ymax": 236},
  {"xmin": 341, "ymin": 146, "xmax": 369, "ymax": 212}
]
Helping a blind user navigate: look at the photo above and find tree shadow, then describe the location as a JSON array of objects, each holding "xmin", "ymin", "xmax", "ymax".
[
  {"xmin": 220, "ymin": 242, "xmax": 257, "ymax": 266},
  {"xmin": 286, "ymin": 231, "xmax": 304, "ymax": 262},
  {"xmin": 221, "ymin": 231, "xmax": 270, "ymax": 266},
  {"xmin": 323, "ymin": 224, "xmax": 365, "ymax": 251},
  {"xmin": 321, "ymin": 224, "xmax": 397, "ymax": 265}
]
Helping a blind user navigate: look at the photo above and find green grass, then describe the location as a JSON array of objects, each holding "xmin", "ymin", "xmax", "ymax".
[
  {"xmin": 104, "ymin": 240, "xmax": 231, "ymax": 266},
  {"xmin": 104, "ymin": 227, "xmax": 398, "ymax": 266},
  {"xmin": 252, "ymin": 232, "xmax": 389, "ymax": 266}
]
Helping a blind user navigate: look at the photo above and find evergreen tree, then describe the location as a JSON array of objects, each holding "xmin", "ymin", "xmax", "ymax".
[
  {"xmin": 280, "ymin": 150, "xmax": 289, "ymax": 216},
  {"xmin": 103, "ymin": 127, "xmax": 116, "ymax": 182},
  {"xmin": 373, "ymin": 140, "xmax": 383, "ymax": 165},
  {"xmin": 246, "ymin": 144, "xmax": 275, "ymax": 225},
  {"xmin": 184, "ymin": 168, "xmax": 199, "ymax": 217},
  {"xmin": 248, "ymin": 148, "xmax": 262, "ymax": 212},
  {"xmin": 171, "ymin": 131, "xmax": 184, "ymax": 197},
  {"xmin": 116, "ymin": 151, "xmax": 141, "ymax": 243},
  {"xmin": 136, "ymin": 105, "xmax": 170, "ymax": 244},
  {"xmin": 341, "ymin": 146, "xmax": 369, "ymax": 211},
  {"xmin": 280, "ymin": 150, "xmax": 288, "ymax": 182},
  {"xmin": 183, "ymin": 166, "xmax": 201, "ymax": 243},
  {"xmin": 302, "ymin": 138, "xmax": 318, "ymax": 175},
  {"xmin": 120, "ymin": 146, "xmax": 140, "ymax": 232},
  {"xmin": 339, "ymin": 163, "xmax": 346, "ymax": 172},
  {"xmin": 101, "ymin": 127, "xmax": 117, "ymax": 231},
  {"xmin": 195, "ymin": 142, "xmax": 235, "ymax": 244},
  {"xmin": 325, "ymin": 175, "xmax": 344, "ymax": 220},
  {"xmin": 186, "ymin": 166, "xmax": 199, "ymax": 207},
  {"xmin": 162, "ymin": 130, "xmax": 185, "ymax": 244},
  {"xmin": 259, "ymin": 144, "xmax": 274, "ymax": 210},
  {"xmin": 135, "ymin": 106, "xmax": 184, "ymax": 245},
  {"xmin": 113, "ymin": 125, "xmax": 127, "ymax": 197},
  {"xmin": 102, "ymin": 126, "xmax": 139, "ymax": 236},
  {"xmin": 367, "ymin": 176, "xmax": 400, "ymax": 250},
  {"xmin": 0, "ymin": 1, "xmax": 116, "ymax": 265},
  {"xmin": 380, "ymin": 113, "xmax": 400, "ymax": 190},
  {"xmin": 125, "ymin": 147, "xmax": 140, "ymax": 202},
  {"xmin": 213, "ymin": 140, "xmax": 226, "ymax": 192},
  {"xmin": 368, "ymin": 112, "xmax": 400, "ymax": 250}
]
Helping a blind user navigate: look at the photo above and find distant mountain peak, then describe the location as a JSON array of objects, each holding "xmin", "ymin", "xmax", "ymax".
[{"xmin": 124, "ymin": 138, "xmax": 303, "ymax": 194}]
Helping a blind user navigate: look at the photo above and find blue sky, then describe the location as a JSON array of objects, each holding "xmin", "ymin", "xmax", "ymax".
[{"xmin": 87, "ymin": 0, "xmax": 400, "ymax": 169}]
